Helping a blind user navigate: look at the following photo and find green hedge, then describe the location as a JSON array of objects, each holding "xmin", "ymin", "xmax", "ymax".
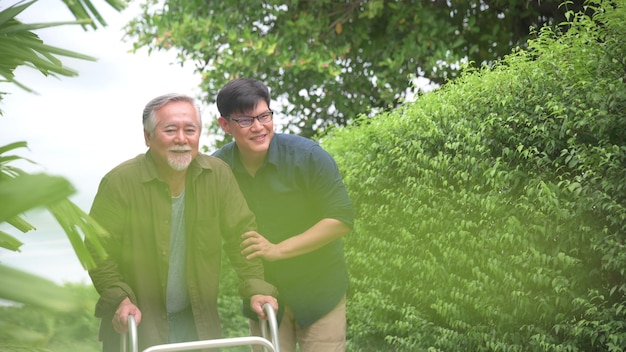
[{"xmin": 323, "ymin": 1, "xmax": 626, "ymax": 350}]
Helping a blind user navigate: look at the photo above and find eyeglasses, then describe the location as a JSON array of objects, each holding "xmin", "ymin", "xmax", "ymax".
[{"xmin": 227, "ymin": 110, "xmax": 273, "ymax": 128}]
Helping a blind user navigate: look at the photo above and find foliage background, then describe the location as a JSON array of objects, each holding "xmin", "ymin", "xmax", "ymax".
[
  {"xmin": 125, "ymin": 0, "xmax": 589, "ymax": 144},
  {"xmin": 321, "ymin": 0, "xmax": 626, "ymax": 350},
  {"xmin": 0, "ymin": 0, "xmax": 125, "ymax": 350}
]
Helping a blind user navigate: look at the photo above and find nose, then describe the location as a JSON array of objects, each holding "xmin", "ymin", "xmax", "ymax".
[
  {"xmin": 249, "ymin": 117, "xmax": 264, "ymax": 130},
  {"xmin": 174, "ymin": 130, "xmax": 187, "ymax": 144}
]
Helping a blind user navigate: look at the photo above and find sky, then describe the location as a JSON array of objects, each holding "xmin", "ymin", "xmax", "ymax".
[{"xmin": 0, "ymin": 1, "xmax": 206, "ymax": 283}]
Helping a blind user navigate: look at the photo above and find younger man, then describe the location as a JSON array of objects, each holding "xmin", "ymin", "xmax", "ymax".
[{"xmin": 213, "ymin": 78, "xmax": 354, "ymax": 352}]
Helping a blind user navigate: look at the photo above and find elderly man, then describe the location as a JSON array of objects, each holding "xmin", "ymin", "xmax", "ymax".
[{"xmin": 87, "ymin": 93, "xmax": 278, "ymax": 352}]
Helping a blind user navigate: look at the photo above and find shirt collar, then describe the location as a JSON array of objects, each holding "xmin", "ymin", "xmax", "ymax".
[{"xmin": 230, "ymin": 133, "xmax": 280, "ymax": 173}]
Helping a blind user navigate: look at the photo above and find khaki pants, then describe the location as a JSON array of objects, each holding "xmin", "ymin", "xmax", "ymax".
[{"xmin": 250, "ymin": 295, "xmax": 346, "ymax": 352}]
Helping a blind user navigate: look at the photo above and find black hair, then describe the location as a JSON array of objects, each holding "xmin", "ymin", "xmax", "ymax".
[{"xmin": 216, "ymin": 78, "xmax": 271, "ymax": 118}]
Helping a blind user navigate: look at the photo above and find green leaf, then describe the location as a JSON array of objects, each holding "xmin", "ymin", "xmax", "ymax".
[
  {"xmin": 0, "ymin": 174, "xmax": 75, "ymax": 221},
  {"xmin": 48, "ymin": 199, "xmax": 109, "ymax": 270},
  {"xmin": 0, "ymin": 264, "xmax": 81, "ymax": 311},
  {"xmin": 4, "ymin": 215, "xmax": 36, "ymax": 233},
  {"xmin": 0, "ymin": 231, "xmax": 23, "ymax": 251}
]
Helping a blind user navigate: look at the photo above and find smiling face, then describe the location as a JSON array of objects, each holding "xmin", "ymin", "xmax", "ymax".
[
  {"xmin": 144, "ymin": 100, "xmax": 201, "ymax": 174},
  {"xmin": 218, "ymin": 99, "xmax": 274, "ymax": 161}
]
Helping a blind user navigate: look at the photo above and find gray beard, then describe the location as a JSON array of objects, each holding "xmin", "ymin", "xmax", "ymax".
[{"xmin": 168, "ymin": 154, "xmax": 192, "ymax": 171}]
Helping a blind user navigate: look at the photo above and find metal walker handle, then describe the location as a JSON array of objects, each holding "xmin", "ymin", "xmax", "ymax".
[
  {"xmin": 260, "ymin": 303, "xmax": 280, "ymax": 352},
  {"xmin": 120, "ymin": 314, "xmax": 138, "ymax": 352},
  {"xmin": 121, "ymin": 303, "xmax": 280, "ymax": 352}
]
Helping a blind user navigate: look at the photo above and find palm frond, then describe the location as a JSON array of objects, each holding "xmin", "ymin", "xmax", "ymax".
[
  {"xmin": 62, "ymin": 0, "xmax": 128, "ymax": 29},
  {"xmin": 0, "ymin": 173, "xmax": 75, "ymax": 221},
  {"xmin": 0, "ymin": 264, "xmax": 83, "ymax": 311},
  {"xmin": 0, "ymin": 0, "xmax": 127, "ymax": 94},
  {"xmin": 0, "ymin": 231, "xmax": 23, "ymax": 251},
  {"xmin": 48, "ymin": 199, "xmax": 109, "ymax": 270}
]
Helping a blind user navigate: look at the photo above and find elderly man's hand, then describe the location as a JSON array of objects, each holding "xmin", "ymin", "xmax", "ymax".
[
  {"xmin": 112, "ymin": 297, "xmax": 142, "ymax": 334},
  {"xmin": 250, "ymin": 294, "xmax": 278, "ymax": 320}
]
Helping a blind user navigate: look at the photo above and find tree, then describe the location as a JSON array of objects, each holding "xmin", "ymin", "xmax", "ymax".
[
  {"xmin": 0, "ymin": 0, "xmax": 124, "ymax": 347},
  {"xmin": 125, "ymin": 0, "xmax": 588, "ymax": 142}
]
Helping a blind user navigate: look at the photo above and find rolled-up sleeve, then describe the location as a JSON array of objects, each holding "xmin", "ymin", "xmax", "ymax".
[{"xmin": 308, "ymin": 146, "xmax": 355, "ymax": 228}]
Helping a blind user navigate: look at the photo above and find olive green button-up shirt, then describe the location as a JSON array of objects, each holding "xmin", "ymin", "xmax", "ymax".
[{"xmin": 87, "ymin": 151, "xmax": 277, "ymax": 351}]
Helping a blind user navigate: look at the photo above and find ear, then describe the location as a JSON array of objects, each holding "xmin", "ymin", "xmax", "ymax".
[
  {"xmin": 143, "ymin": 129, "xmax": 151, "ymax": 147},
  {"xmin": 218, "ymin": 117, "xmax": 232, "ymax": 134}
]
